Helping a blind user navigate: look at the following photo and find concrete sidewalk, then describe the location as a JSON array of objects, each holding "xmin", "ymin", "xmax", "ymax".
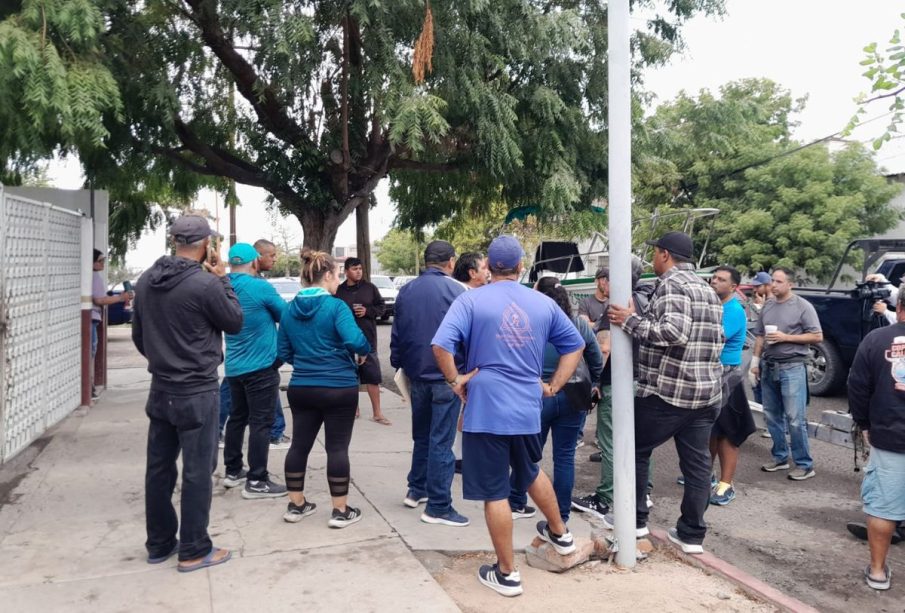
[{"xmin": 0, "ymin": 361, "xmax": 574, "ymax": 612}]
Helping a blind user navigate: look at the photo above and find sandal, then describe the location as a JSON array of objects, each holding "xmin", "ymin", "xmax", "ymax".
[
  {"xmin": 372, "ymin": 416, "xmax": 392, "ymax": 426},
  {"xmin": 147, "ymin": 541, "xmax": 178, "ymax": 564},
  {"xmin": 177, "ymin": 547, "xmax": 232, "ymax": 573},
  {"xmin": 864, "ymin": 564, "xmax": 891, "ymax": 590}
]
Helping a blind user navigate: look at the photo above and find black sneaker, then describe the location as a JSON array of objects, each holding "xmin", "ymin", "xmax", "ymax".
[
  {"xmin": 589, "ymin": 451, "xmax": 602, "ymax": 462},
  {"xmin": 477, "ymin": 563, "xmax": 523, "ymax": 597},
  {"xmin": 328, "ymin": 506, "xmax": 363, "ymax": 528},
  {"xmin": 223, "ymin": 468, "xmax": 248, "ymax": 489},
  {"xmin": 241, "ymin": 478, "xmax": 288, "ymax": 499},
  {"xmin": 511, "ymin": 505, "xmax": 536, "ymax": 519},
  {"xmin": 283, "ymin": 500, "xmax": 317, "ymax": 523},
  {"xmin": 536, "ymin": 520, "xmax": 576, "ymax": 555},
  {"xmin": 571, "ymin": 493, "xmax": 609, "ymax": 519}
]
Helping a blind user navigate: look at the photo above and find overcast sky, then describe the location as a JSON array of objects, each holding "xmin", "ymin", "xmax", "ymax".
[{"xmin": 47, "ymin": 0, "xmax": 905, "ymax": 271}]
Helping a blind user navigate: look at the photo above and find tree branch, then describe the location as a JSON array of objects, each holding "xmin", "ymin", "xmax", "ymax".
[
  {"xmin": 388, "ymin": 158, "xmax": 462, "ymax": 173},
  {"xmin": 181, "ymin": 0, "xmax": 314, "ymax": 152},
  {"xmin": 865, "ymin": 85, "xmax": 905, "ymax": 104}
]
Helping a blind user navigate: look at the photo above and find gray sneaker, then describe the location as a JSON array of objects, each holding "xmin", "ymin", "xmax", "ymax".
[
  {"xmin": 760, "ymin": 460, "xmax": 790, "ymax": 472},
  {"xmin": 242, "ymin": 478, "xmax": 288, "ymax": 499},
  {"xmin": 269, "ymin": 435, "xmax": 291, "ymax": 450},
  {"xmin": 787, "ymin": 467, "xmax": 816, "ymax": 481},
  {"xmin": 223, "ymin": 468, "xmax": 248, "ymax": 488}
]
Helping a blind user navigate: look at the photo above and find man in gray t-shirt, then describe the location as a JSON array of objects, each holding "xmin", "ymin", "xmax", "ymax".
[
  {"xmin": 749, "ymin": 268, "xmax": 823, "ymax": 481},
  {"xmin": 578, "ymin": 268, "xmax": 610, "ymax": 329}
]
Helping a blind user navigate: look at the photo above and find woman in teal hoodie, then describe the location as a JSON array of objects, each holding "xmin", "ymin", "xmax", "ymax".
[{"xmin": 278, "ymin": 249, "xmax": 370, "ymax": 528}]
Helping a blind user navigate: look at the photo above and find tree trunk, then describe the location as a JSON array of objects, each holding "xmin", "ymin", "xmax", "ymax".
[
  {"xmin": 296, "ymin": 207, "xmax": 341, "ymax": 252},
  {"xmin": 356, "ymin": 200, "xmax": 371, "ymax": 279}
]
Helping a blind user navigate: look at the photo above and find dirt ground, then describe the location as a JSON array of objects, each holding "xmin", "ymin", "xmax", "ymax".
[{"xmin": 424, "ymin": 549, "xmax": 776, "ymax": 613}]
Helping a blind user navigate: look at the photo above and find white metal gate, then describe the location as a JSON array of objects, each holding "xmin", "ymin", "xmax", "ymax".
[{"xmin": 0, "ymin": 185, "xmax": 84, "ymax": 463}]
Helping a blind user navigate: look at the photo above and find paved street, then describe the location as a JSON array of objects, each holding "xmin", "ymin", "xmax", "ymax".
[{"xmin": 373, "ymin": 319, "xmax": 904, "ymax": 612}]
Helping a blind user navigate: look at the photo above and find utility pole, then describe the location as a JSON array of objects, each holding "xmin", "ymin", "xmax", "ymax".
[{"xmin": 607, "ymin": 0, "xmax": 637, "ymax": 568}]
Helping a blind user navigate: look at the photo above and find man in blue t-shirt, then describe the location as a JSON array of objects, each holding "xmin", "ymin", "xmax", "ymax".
[
  {"xmin": 432, "ymin": 236, "xmax": 585, "ymax": 598},
  {"xmin": 707, "ymin": 266, "xmax": 755, "ymax": 506},
  {"xmin": 222, "ymin": 243, "xmax": 288, "ymax": 500}
]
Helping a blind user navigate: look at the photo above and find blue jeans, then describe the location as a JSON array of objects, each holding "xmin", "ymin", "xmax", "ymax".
[
  {"xmin": 761, "ymin": 362, "xmax": 812, "ymax": 471},
  {"xmin": 144, "ymin": 389, "xmax": 219, "ymax": 561},
  {"xmin": 219, "ymin": 377, "xmax": 285, "ymax": 440},
  {"xmin": 407, "ymin": 380, "xmax": 460, "ymax": 516},
  {"xmin": 509, "ymin": 391, "xmax": 582, "ymax": 523}
]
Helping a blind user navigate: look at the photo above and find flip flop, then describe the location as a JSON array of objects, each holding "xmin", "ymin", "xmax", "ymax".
[
  {"xmin": 372, "ymin": 416, "xmax": 392, "ymax": 426},
  {"xmin": 177, "ymin": 547, "xmax": 232, "ymax": 573},
  {"xmin": 864, "ymin": 564, "xmax": 892, "ymax": 590},
  {"xmin": 147, "ymin": 541, "xmax": 179, "ymax": 564}
]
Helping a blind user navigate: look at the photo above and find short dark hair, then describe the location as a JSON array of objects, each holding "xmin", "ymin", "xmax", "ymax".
[
  {"xmin": 771, "ymin": 266, "xmax": 795, "ymax": 282},
  {"xmin": 344, "ymin": 257, "xmax": 362, "ymax": 270},
  {"xmin": 453, "ymin": 252, "xmax": 484, "ymax": 283},
  {"xmin": 714, "ymin": 265, "xmax": 741, "ymax": 286},
  {"xmin": 254, "ymin": 239, "xmax": 275, "ymax": 251},
  {"xmin": 93, "ymin": 249, "xmax": 104, "ymax": 263}
]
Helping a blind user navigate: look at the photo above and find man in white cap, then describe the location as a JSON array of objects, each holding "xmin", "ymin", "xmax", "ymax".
[
  {"xmin": 432, "ymin": 235, "xmax": 585, "ymax": 597},
  {"xmin": 132, "ymin": 214, "xmax": 243, "ymax": 573}
]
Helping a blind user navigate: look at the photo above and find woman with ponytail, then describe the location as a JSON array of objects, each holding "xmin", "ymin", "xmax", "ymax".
[
  {"xmin": 508, "ymin": 276, "xmax": 604, "ymax": 524},
  {"xmin": 277, "ymin": 249, "xmax": 371, "ymax": 528}
]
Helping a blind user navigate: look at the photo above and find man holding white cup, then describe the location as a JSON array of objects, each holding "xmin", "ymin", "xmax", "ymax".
[{"xmin": 750, "ymin": 267, "xmax": 823, "ymax": 480}]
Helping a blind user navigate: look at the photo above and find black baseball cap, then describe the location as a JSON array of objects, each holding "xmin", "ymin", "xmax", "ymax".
[
  {"xmin": 169, "ymin": 215, "xmax": 222, "ymax": 244},
  {"xmin": 645, "ymin": 231, "xmax": 693, "ymax": 260},
  {"xmin": 595, "ymin": 267, "xmax": 609, "ymax": 280},
  {"xmin": 424, "ymin": 240, "xmax": 456, "ymax": 263}
]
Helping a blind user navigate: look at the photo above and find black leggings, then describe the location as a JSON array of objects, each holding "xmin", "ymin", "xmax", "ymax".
[{"xmin": 285, "ymin": 386, "xmax": 358, "ymax": 497}]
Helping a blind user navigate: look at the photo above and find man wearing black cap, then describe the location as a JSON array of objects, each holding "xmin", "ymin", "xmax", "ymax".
[
  {"xmin": 391, "ymin": 240, "xmax": 471, "ymax": 526},
  {"xmin": 132, "ymin": 214, "xmax": 243, "ymax": 572},
  {"xmin": 607, "ymin": 231, "xmax": 723, "ymax": 555},
  {"xmin": 336, "ymin": 257, "xmax": 390, "ymax": 424}
]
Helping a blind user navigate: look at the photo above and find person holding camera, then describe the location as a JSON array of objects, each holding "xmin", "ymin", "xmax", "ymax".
[
  {"xmin": 750, "ymin": 267, "xmax": 823, "ymax": 481},
  {"xmin": 132, "ymin": 214, "xmax": 243, "ymax": 573}
]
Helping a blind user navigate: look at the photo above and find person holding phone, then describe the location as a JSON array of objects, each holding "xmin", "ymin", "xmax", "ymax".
[
  {"xmin": 90, "ymin": 249, "xmax": 132, "ymax": 398},
  {"xmin": 278, "ymin": 249, "xmax": 371, "ymax": 527},
  {"xmin": 132, "ymin": 214, "xmax": 243, "ymax": 573}
]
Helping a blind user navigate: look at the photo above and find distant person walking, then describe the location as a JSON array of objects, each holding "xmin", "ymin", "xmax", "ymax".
[
  {"xmin": 432, "ymin": 236, "xmax": 584, "ymax": 597},
  {"xmin": 847, "ymin": 285, "xmax": 905, "ymax": 591},
  {"xmin": 391, "ymin": 241, "xmax": 468, "ymax": 525},
  {"xmin": 750, "ymin": 267, "xmax": 823, "ymax": 481},
  {"xmin": 221, "ymin": 243, "xmax": 288, "ymax": 499},
  {"xmin": 91, "ymin": 249, "xmax": 131, "ymax": 398},
  {"xmin": 336, "ymin": 257, "xmax": 390, "ymax": 425},
  {"xmin": 607, "ymin": 231, "xmax": 723, "ymax": 555},
  {"xmin": 278, "ymin": 250, "xmax": 371, "ymax": 527},
  {"xmin": 132, "ymin": 215, "xmax": 243, "ymax": 572}
]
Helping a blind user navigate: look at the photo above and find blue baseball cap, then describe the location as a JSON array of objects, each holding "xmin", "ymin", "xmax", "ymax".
[
  {"xmin": 228, "ymin": 243, "xmax": 259, "ymax": 266},
  {"xmin": 487, "ymin": 235, "xmax": 525, "ymax": 271},
  {"xmin": 751, "ymin": 271, "xmax": 772, "ymax": 286}
]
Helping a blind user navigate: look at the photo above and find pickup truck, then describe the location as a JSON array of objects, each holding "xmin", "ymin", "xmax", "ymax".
[{"xmin": 796, "ymin": 238, "xmax": 905, "ymax": 396}]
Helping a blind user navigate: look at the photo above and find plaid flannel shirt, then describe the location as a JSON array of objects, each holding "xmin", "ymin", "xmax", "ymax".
[{"xmin": 622, "ymin": 263, "xmax": 723, "ymax": 409}]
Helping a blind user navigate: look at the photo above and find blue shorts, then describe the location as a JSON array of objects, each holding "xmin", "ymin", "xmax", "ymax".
[
  {"xmin": 862, "ymin": 446, "xmax": 905, "ymax": 521},
  {"xmin": 462, "ymin": 432, "xmax": 541, "ymax": 501}
]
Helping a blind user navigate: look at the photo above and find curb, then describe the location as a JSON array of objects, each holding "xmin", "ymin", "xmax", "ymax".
[{"xmin": 647, "ymin": 526, "xmax": 820, "ymax": 613}]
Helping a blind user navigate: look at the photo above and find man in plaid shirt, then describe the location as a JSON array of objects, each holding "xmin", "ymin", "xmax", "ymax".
[{"xmin": 607, "ymin": 231, "xmax": 723, "ymax": 554}]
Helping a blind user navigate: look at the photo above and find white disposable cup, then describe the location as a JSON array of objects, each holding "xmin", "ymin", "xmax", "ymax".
[{"xmin": 765, "ymin": 325, "xmax": 778, "ymax": 343}]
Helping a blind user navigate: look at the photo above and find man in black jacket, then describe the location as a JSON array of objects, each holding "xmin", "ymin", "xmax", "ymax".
[
  {"xmin": 336, "ymin": 257, "xmax": 390, "ymax": 424},
  {"xmin": 848, "ymin": 284, "xmax": 905, "ymax": 591},
  {"xmin": 132, "ymin": 215, "xmax": 244, "ymax": 573}
]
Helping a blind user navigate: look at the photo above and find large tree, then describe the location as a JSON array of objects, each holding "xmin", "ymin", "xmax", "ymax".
[
  {"xmin": 635, "ymin": 78, "xmax": 902, "ymax": 282},
  {"xmin": 1, "ymin": 0, "xmax": 724, "ymax": 257}
]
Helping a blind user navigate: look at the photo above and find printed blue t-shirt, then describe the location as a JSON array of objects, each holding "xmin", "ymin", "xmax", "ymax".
[{"xmin": 431, "ymin": 280, "xmax": 585, "ymax": 435}]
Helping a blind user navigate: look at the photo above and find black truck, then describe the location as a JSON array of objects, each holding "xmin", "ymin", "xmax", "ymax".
[{"xmin": 795, "ymin": 239, "xmax": 905, "ymax": 396}]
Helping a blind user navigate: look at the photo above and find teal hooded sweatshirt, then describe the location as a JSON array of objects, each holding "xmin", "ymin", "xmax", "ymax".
[{"xmin": 278, "ymin": 287, "xmax": 371, "ymax": 388}]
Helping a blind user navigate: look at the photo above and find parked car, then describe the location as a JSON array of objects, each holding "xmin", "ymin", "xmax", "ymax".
[
  {"xmin": 370, "ymin": 275, "xmax": 398, "ymax": 322},
  {"xmin": 107, "ymin": 282, "xmax": 133, "ymax": 326},
  {"xmin": 392, "ymin": 275, "xmax": 416, "ymax": 289},
  {"xmin": 266, "ymin": 277, "xmax": 302, "ymax": 302}
]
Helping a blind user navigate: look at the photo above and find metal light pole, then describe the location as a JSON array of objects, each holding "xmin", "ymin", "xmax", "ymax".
[{"xmin": 607, "ymin": 0, "xmax": 637, "ymax": 568}]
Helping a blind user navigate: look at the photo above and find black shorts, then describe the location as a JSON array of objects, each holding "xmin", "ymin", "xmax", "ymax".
[
  {"xmin": 462, "ymin": 432, "xmax": 542, "ymax": 501},
  {"xmin": 712, "ymin": 368, "xmax": 757, "ymax": 447},
  {"xmin": 358, "ymin": 352, "xmax": 382, "ymax": 385}
]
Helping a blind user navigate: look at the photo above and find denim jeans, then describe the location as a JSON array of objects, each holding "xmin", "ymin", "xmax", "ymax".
[
  {"xmin": 407, "ymin": 380, "xmax": 460, "ymax": 516},
  {"xmin": 509, "ymin": 391, "xmax": 582, "ymax": 522},
  {"xmin": 144, "ymin": 389, "xmax": 219, "ymax": 562},
  {"xmin": 635, "ymin": 395, "xmax": 718, "ymax": 545},
  {"xmin": 224, "ymin": 367, "xmax": 280, "ymax": 481},
  {"xmin": 219, "ymin": 377, "xmax": 285, "ymax": 440},
  {"xmin": 761, "ymin": 361, "xmax": 812, "ymax": 470}
]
